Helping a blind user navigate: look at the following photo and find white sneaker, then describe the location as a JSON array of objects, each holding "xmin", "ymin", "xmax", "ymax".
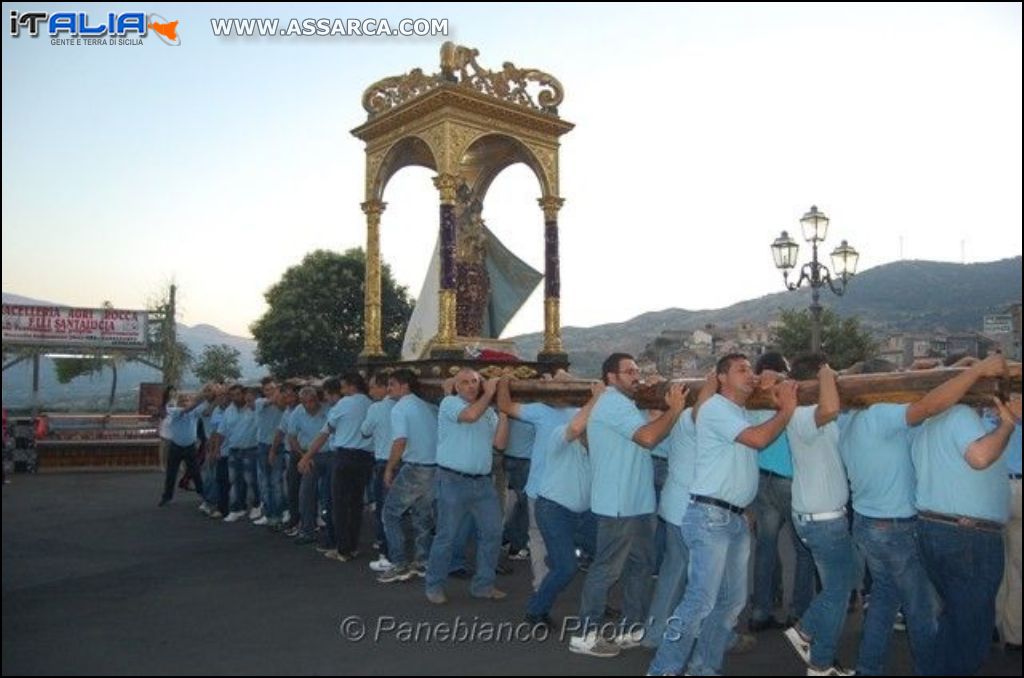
[
  {"xmin": 369, "ymin": 556, "xmax": 393, "ymax": 572},
  {"xmin": 317, "ymin": 516, "xmax": 327, "ymax": 528},
  {"xmin": 248, "ymin": 506, "xmax": 263, "ymax": 520},
  {"xmin": 568, "ymin": 632, "xmax": 621, "ymax": 658},
  {"xmin": 252, "ymin": 516, "xmax": 270, "ymax": 526},
  {"xmin": 784, "ymin": 626, "xmax": 812, "ymax": 666},
  {"xmin": 223, "ymin": 510, "xmax": 246, "ymax": 523},
  {"xmin": 209, "ymin": 510, "xmax": 223, "ymax": 519},
  {"xmin": 509, "ymin": 548, "xmax": 531, "ymax": 561},
  {"xmin": 198, "ymin": 502, "xmax": 211, "ymax": 515},
  {"xmin": 281, "ymin": 510, "xmax": 291, "ymax": 524}
]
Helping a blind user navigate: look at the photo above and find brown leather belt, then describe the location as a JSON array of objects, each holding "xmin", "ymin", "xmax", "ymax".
[{"xmin": 919, "ymin": 510, "xmax": 1003, "ymax": 533}]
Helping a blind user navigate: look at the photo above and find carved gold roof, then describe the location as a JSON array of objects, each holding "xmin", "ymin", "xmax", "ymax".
[{"xmin": 359, "ymin": 42, "xmax": 566, "ymax": 122}]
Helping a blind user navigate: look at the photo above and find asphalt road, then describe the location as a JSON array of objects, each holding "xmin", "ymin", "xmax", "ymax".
[{"xmin": 3, "ymin": 472, "xmax": 1021, "ymax": 675}]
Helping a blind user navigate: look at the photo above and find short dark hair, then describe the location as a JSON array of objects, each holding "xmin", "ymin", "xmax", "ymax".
[
  {"xmin": 260, "ymin": 376, "xmax": 274, "ymax": 386},
  {"xmin": 340, "ymin": 371, "xmax": 368, "ymax": 394},
  {"xmin": 601, "ymin": 352, "xmax": 634, "ymax": 385},
  {"xmin": 228, "ymin": 384, "xmax": 243, "ymax": 393},
  {"xmin": 279, "ymin": 381, "xmax": 298, "ymax": 394},
  {"xmin": 322, "ymin": 377, "xmax": 342, "ymax": 396},
  {"xmin": 390, "ymin": 368, "xmax": 418, "ymax": 389},
  {"xmin": 790, "ymin": 353, "xmax": 827, "ymax": 381},
  {"xmin": 716, "ymin": 353, "xmax": 749, "ymax": 375},
  {"xmin": 754, "ymin": 351, "xmax": 788, "ymax": 375},
  {"xmin": 369, "ymin": 372, "xmax": 390, "ymax": 387}
]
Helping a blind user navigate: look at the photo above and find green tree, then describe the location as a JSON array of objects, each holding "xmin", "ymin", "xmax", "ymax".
[
  {"xmin": 250, "ymin": 248, "xmax": 413, "ymax": 377},
  {"xmin": 194, "ymin": 344, "xmax": 242, "ymax": 383},
  {"xmin": 772, "ymin": 308, "xmax": 877, "ymax": 369}
]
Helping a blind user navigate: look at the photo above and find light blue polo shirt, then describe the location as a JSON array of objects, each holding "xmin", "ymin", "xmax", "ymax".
[
  {"xmin": 691, "ymin": 394, "xmax": 759, "ymax": 508},
  {"xmin": 289, "ymin": 404, "xmax": 328, "ymax": 451},
  {"xmin": 750, "ymin": 410, "xmax": 793, "ymax": 477},
  {"xmin": 659, "ymin": 408, "xmax": 697, "ymax": 526},
  {"xmin": 839, "ymin": 404, "xmax": 916, "ymax": 518},
  {"xmin": 504, "ymin": 418, "xmax": 535, "ymax": 460},
  {"xmin": 255, "ymin": 398, "xmax": 283, "ymax": 446},
  {"xmin": 436, "ymin": 395, "xmax": 497, "ymax": 475},
  {"xmin": 984, "ymin": 413, "xmax": 1022, "ymax": 476},
  {"xmin": 519, "ymin": 403, "xmax": 576, "ymax": 498},
  {"xmin": 539, "ymin": 425, "xmax": 592, "ymax": 513},
  {"xmin": 787, "ymin": 406, "xmax": 847, "ymax": 514},
  {"xmin": 360, "ymin": 398, "xmax": 396, "ymax": 461},
  {"xmin": 324, "ymin": 393, "xmax": 373, "ymax": 451},
  {"xmin": 203, "ymin": 405, "xmax": 225, "ymax": 450},
  {"xmin": 587, "ymin": 387, "xmax": 655, "ymax": 518},
  {"xmin": 912, "ymin": 405, "xmax": 1008, "ymax": 523},
  {"xmin": 167, "ymin": 406, "xmax": 203, "ymax": 447},
  {"xmin": 218, "ymin": 404, "xmax": 258, "ymax": 451},
  {"xmin": 390, "ymin": 393, "xmax": 439, "ymax": 465}
]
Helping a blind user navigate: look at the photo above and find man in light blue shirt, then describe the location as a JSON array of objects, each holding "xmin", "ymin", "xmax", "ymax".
[
  {"xmin": 782, "ymin": 356, "xmax": 852, "ymax": 675},
  {"xmin": 497, "ymin": 377, "xmax": 576, "ymax": 591},
  {"xmin": 748, "ymin": 352, "xmax": 815, "ymax": 633},
  {"xmin": 994, "ymin": 396, "xmax": 1022, "ymax": 651},
  {"xmin": 424, "ymin": 369, "xmax": 508, "ymax": 604},
  {"xmin": 649, "ymin": 353, "xmax": 797, "ymax": 677},
  {"xmin": 270, "ymin": 383, "xmax": 299, "ymax": 532},
  {"xmin": 253, "ymin": 378, "xmax": 283, "ymax": 525},
  {"xmin": 361, "ymin": 373, "xmax": 396, "ymax": 572},
  {"xmin": 840, "ymin": 352, "xmax": 1008, "ymax": 676},
  {"xmin": 912, "ymin": 387, "xmax": 1015, "ymax": 675},
  {"xmin": 288, "ymin": 385, "xmax": 329, "ymax": 544},
  {"xmin": 570, "ymin": 353, "xmax": 687, "ymax": 659},
  {"xmin": 159, "ymin": 385, "xmax": 214, "ymax": 507},
  {"xmin": 216, "ymin": 385, "xmax": 259, "ymax": 523},
  {"xmin": 378, "ymin": 369, "xmax": 440, "ymax": 584},
  {"xmin": 310, "ymin": 373, "xmax": 374, "ymax": 561},
  {"xmin": 525, "ymin": 383, "xmax": 601, "ymax": 627},
  {"xmin": 502, "ymin": 418, "xmax": 534, "ymax": 560},
  {"xmin": 645, "ymin": 371, "xmax": 719, "ymax": 653}
]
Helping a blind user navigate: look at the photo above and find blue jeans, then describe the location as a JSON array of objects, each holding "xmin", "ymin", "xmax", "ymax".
[
  {"xmin": 527, "ymin": 497, "xmax": 590, "ymax": 616},
  {"xmin": 750, "ymin": 472, "xmax": 815, "ymax": 623},
  {"xmin": 578, "ymin": 513, "xmax": 656, "ymax": 627},
  {"xmin": 263, "ymin": 446, "xmax": 286, "ymax": 520},
  {"xmin": 383, "ymin": 463, "xmax": 436, "ymax": 568},
  {"xmin": 649, "ymin": 502, "xmax": 750, "ymax": 677},
  {"xmin": 502, "ymin": 456, "xmax": 531, "ymax": 551},
  {"xmin": 228, "ymin": 448, "xmax": 258, "ymax": 512},
  {"xmin": 794, "ymin": 513, "xmax": 856, "ymax": 668},
  {"xmin": 256, "ymin": 443, "xmax": 271, "ymax": 511},
  {"xmin": 299, "ymin": 450, "xmax": 336, "ymax": 540},
  {"xmin": 645, "ymin": 520, "xmax": 690, "ymax": 649},
  {"xmin": 425, "ymin": 469, "xmax": 502, "ymax": 597},
  {"xmin": 853, "ymin": 513, "xmax": 939, "ymax": 676},
  {"xmin": 917, "ymin": 518, "xmax": 1004, "ymax": 675}
]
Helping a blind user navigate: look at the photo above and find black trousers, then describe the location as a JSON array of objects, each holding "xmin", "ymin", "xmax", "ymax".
[
  {"xmin": 332, "ymin": 449, "xmax": 375, "ymax": 555},
  {"xmin": 162, "ymin": 442, "xmax": 204, "ymax": 501}
]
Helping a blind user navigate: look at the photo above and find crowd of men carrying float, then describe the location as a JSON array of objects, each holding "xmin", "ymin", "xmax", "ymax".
[{"xmin": 156, "ymin": 350, "xmax": 1021, "ymax": 676}]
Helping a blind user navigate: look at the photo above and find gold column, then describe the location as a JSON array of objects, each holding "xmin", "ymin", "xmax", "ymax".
[
  {"xmin": 360, "ymin": 199, "xmax": 386, "ymax": 357},
  {"xmin": 433, "ymin": 173, "xmax": 460, "ymax": 348},
  {"xmin": 539, "ymin": 196, "xmax": 565, "ymax": 356}
]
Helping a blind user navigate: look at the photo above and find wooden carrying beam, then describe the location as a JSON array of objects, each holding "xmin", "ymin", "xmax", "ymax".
[{"xmin": 415, "ymin": 364, "xmax": 1022, "ymax": 410}]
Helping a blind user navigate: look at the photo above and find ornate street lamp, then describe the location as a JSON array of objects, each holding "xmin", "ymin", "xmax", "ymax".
[{"xmin": 771, "ymin": 205, "xmax": 860, "ymax": 353}]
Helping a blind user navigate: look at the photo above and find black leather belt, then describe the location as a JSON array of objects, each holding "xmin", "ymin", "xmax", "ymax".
[
  {"xmin": 919, "ymin": 510, "xmax": 1003, "ymax": 533},
  {"xmin": 691, "ymin": 494, "xmax": 745, "ymax": 515},
  {"xmin": 403, "ymin": 461, "xmax": 437, "ymax": 468},
  {"xmin": 439, "ymin": 466, "xmax": 491, "ymax": 479},
  {"xmin": 1011, "ymin": 473, "xmax": 1022, "ymax": 480}
]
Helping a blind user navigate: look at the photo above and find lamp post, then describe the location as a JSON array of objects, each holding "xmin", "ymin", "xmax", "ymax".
[{"xmin": 771, "ymin": 205, "xmax": 860, "ymax": 354}]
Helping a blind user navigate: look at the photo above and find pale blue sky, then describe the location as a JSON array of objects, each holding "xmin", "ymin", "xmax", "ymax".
[{"xmin": 3, "ymin": 2, "xmax": 1021, "ymax": 338}]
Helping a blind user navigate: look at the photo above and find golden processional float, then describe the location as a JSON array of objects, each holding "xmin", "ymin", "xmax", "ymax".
[{"xmin": 351, "ymin": 43, "xmax": 1021, "ymax": 408}]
